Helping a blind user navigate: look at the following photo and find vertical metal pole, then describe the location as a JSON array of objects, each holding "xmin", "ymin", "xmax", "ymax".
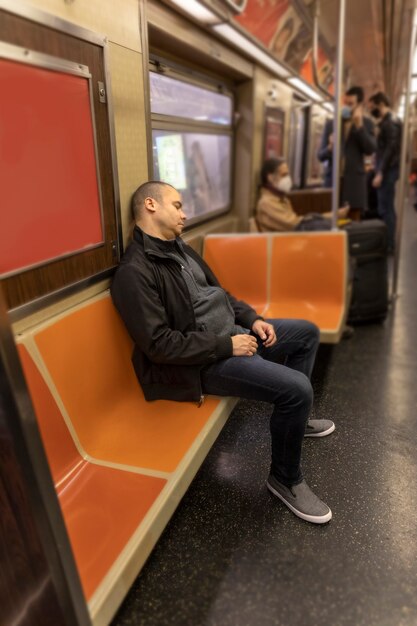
[
  {"xmin": 331, "ymin": 0, "xmax": 347, "ymax": 229},
  {"xmin": 392, "ymin": 10, "xmax": 417, "ymax": 297}
]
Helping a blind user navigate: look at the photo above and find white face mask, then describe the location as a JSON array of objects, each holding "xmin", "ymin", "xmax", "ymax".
[{"xmin": 275, "ymin": 175, "xmax": 292, "ymax": 194}]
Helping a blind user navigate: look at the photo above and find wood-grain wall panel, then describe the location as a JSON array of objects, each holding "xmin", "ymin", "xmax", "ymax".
[{"xmin": 0, "ymin": 10, "xmax": 118, "ymax": 310}]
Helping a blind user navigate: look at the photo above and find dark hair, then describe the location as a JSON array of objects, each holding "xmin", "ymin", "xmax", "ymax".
[
  {"xmin": 369, "ymin": 91, "xmax": 391, "ymax": 107},
  {"xmin": 131, "ymin": 180, "xmax": 175, "ymax": 222},
  {"xmin": 345, "ymin": 86, "xmax": 364, "ymax": 103},
  {"xmin": 260, "ymin": 158, "xmax": 285, "ymax": 186}
]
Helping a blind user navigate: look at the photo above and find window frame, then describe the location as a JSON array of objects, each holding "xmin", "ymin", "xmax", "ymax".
[
  {"xmin": 149, "ymin": 56, "xmax": 235, "ymax": 228},
  {"xmin": 0, "ymin": 41, "xmax": 106, "ymax": 279},
  {"xmin": 0, "ymin": 4, "xmax": 122, "ymax": 316}
]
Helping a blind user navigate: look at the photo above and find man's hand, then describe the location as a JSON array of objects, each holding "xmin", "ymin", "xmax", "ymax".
[
  {"xmin": 231, "ymin": 334, "xmax": 258, "ymax": 357},
  {"xmin": 338, "ymin": 206, "xmax": 350, "ymax": 219},
  {"xmin": 251, "ymin": 320, "xmax": 277, "ymax": 348},
  {"xmin": 372, "ymin": 172, "xmax": 383, "ymax": 188},
  {"xmin": 352, "ymin": 105, "xmax": 364, "ymax": 128}
]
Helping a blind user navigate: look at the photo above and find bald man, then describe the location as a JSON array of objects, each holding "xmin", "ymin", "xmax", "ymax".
[{"xmin": 111, "ymin": 181, "xmax": 335, "ymax": 524}]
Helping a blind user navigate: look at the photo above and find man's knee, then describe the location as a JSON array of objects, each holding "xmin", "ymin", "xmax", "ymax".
[
  {"xmin": 279, "ymin": 371, "xmax": 314, "ymax": 412},
  {"xmin": 300, "ymin": 320, "xmax": 320, "ymax": 347},
  {"xmin": 296, "ymin": 373, "xmax": 314, "ymax": 409},
  {"xmin": 271, "ymin": 318, "xmax": 320, "ymax": 345}
]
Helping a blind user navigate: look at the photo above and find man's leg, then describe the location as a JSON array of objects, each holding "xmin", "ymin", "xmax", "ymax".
[
  {"xmin": 201, "ymin": 353, "xmax": 312, "ymax": 486},
  {"xmin": 257, "ymin": 319, "xmax": 335, "ymax": 437},
  {"xmin": 377, "ymin": 170, "xmax": 397, "ymax": 252},
  {"xmin": 200, "ymin": 347, "xmax": 332, "ymax": 523},
  {"xmin": 255, "ymin": 318, "xmax": 319, "ymax": 378}
]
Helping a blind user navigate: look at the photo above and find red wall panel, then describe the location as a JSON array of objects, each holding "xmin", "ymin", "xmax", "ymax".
[{"xmin": 0, "ymin": 58, "xmax": 103, "ymax": 275}]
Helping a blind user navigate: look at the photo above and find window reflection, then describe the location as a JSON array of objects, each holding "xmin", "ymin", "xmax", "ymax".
[
  {"xmin": 150, "ymin": 73, "xmax": 232, "ymax": 125},
  {"xmin": 152, "ymin": 131, "xmax": 231, "ymax": 220}
]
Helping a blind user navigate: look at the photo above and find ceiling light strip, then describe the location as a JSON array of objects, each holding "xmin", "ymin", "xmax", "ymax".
[
  {"xmin": 212, "ymin": 23, "xmax": 290, "ymax": 79},
  {"xmin": 288, "ymin": 76, "xmax": 323, "ymax": 102}
]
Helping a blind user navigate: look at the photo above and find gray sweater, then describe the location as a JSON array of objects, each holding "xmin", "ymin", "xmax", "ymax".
[{"xmin": 169, "ymin": 240, "xmax": 247, "ymax": 337}]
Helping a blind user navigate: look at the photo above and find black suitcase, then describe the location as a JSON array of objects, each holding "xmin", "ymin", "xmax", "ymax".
[{"xmin": 344, "ymin": 220, "xmax": 389, "ymax": 323}]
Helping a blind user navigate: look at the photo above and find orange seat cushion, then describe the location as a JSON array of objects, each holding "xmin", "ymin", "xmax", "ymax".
[
  {"xmin": 34, "ymin": 297, "xmax": 221, "ymax": 473},
  {"xmin": 266, "ymin": 234, "xmax": 346, "ymax": 330},
  {"xmin": 18, "ymin": 345, "xmax": 166, "ymax": 599},
  {"xmin": 18, "ymin": 344, "xmax": 79, "ymax": 485},
  {"xmin": 204, "ymin": 235, "xmax": 268, "ymax": 314}
]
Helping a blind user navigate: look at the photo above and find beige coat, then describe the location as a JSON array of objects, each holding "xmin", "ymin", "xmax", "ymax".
[{"xmin": 256, "ymin": 188, "xmax": 302, "ymax": 232}]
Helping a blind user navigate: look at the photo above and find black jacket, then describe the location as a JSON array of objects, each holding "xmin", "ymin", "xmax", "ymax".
[
  {"xmin": 376, "ymin": 113, "xmax": 401, "ymax": 175},
  {"xmin": 318, "ymin": 117, "xmax": 376, "ymax": 209},
  {"xmin": 111, "ymin": 226, "xmax": 262, "ymax": 403}
]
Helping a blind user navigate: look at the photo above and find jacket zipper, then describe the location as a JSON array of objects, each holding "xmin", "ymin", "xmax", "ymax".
[{"xmin": 147, "ymin": 249, "xmax": 205, "ymax": 405}]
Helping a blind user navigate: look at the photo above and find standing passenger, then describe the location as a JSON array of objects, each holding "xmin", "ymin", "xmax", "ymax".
[
  {"xmin": 318, "ymin": 86, "xmax": 377, "ymax": 218},
  {"xmin": 111, "ymin": 181, "xmax": 335, "ymax": 525},
  {"xmin": 368, "ymin": 92, "xmax": 402, "ymax": 253}
]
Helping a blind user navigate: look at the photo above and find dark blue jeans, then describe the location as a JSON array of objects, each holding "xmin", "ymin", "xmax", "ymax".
[
  {"xmin": 200, "ymin": 319, "xmax": 320, "ymax": 487},
  {"xmin": 377, "ymin": 166, "xmax": 399, "ymax": 251}
]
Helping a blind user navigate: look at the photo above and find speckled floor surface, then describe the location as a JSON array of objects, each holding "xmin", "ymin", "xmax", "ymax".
[{"xmin": 112, "ymin": 207, "xmax": 417, "ymax": 626}]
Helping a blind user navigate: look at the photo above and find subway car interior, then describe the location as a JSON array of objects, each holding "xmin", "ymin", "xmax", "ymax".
[{"xmin": 2, "ymin": 0, "xmax": 417, "ymax": 625}]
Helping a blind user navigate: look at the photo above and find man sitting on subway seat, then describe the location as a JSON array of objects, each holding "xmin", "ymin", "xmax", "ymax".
[{"xmin": 111, "ymin": 181, "xmax": 334, "ymax": 525}]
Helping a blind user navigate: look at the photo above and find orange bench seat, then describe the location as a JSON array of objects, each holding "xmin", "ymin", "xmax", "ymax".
[
  {"xmin": 19, "ymin": 345, "xmax": 165, "ymax": 601},
  {"xmin": 204, "ymin": 232, "xmax": 348, "ymax": 343},
  {"xmin": 16, "ymin": 294, "xmax": 236, "ymax": 625}
]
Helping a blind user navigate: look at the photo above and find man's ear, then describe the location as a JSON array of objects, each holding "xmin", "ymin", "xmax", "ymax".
[{"xmin": 144, "ymin": 196, "xmax": 157, "ymax": 213}]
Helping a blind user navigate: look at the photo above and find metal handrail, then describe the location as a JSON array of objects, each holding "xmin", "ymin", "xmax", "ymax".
[
  {"xmin": 331, "ymin": 0, "xmax": 347, "ymax": 228},
  {"xmin": 392, "ymin": 10, "xmax": 417, "ymax": 297}
]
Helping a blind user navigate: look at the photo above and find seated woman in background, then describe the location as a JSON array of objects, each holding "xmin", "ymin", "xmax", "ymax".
[{"xmin": 255, "ymin": 158, "xmax": 348, "ymax": 232}]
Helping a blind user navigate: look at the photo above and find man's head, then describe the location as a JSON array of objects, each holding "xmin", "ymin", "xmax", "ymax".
[
  {"xmin": 344, "ymin": 86, "xmax": 364, "ymax": 109},
  {"xmin": 131, "ymin": 181, "xmax": 186, "ymax": 240},
  {"xmin": 368, "ymin": 91, "xmax": 390, "ymax": 119}
]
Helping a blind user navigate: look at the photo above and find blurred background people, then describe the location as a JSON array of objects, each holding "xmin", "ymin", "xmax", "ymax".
[
  {"xmin": 368, "ymin": 91, "xmax": 402, "ymax": 253},
  {"xmin": 318, "ymin": 86, "xmax": 377, "ymax": 219},
  {"xmin": 188, "ymin": 141, "xmax": 214, "ymax": 217}
]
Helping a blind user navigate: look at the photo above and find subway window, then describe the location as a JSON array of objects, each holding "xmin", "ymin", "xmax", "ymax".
[{"xmin": 150, "ymin": 62, "xmax": 234, "ymax": 225}]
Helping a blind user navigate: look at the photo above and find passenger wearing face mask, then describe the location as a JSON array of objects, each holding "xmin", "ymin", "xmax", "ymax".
[
  {"xmin": 255, "ymin": 158, "xmax": 348, "ymax": 232},
  {"xmin": 317, "ymin": 86, "xmax": 377, "ymax": 218},
  {"xmin": 368, "ymin": 91, "xmax": 402, "ymax": 253}
]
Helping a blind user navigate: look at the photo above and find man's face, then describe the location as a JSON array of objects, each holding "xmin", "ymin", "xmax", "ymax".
[
  {"xmin": 368, "ymin": 100, "xmax": 381, "ymax": 118},
  {"xmin": 344, "ymin": 94, "xmax": 358, "ymax": 110},
  {"xmin": 154, "ymin": 186, "xmax": 186, "ymax": 240}
]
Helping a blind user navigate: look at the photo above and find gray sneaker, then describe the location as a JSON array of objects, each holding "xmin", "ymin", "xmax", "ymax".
[
  {"xmin": 304, "ymin": 419, "xmax": 335, "ymax": 438},
  {"xmin": 266, "ymin": 474, "xmax": 332, "ymax": 524}
]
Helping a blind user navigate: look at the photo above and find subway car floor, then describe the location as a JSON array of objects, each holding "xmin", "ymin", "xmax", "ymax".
[{"xmin": 112, "ymin": 205, "xmax": 417, "ymax": 626}]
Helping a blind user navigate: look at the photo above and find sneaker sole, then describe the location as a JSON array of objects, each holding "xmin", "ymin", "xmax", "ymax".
[
  {"xmin": 304, "ymin": 422, "xmax": 336, "ymax": 438},
  {"xmin": 266, "ymin": 481, "xmax": 332, "ymax": 524}
]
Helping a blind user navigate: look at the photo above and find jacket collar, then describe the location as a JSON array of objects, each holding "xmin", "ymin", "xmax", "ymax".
[{"xmin": 133, "ymin": 225, "xmax": 182, "ymax": 258}]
